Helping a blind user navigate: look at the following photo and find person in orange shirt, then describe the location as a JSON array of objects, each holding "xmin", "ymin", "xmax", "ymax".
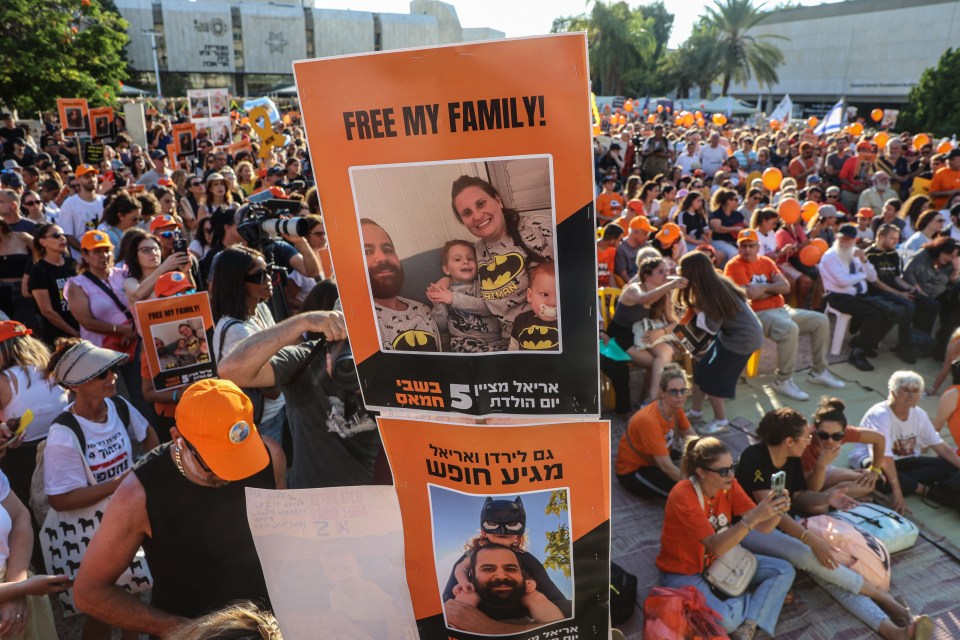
[
  {"xmin": 615, "ymin": 364, "xmax": 694, "ymax": 498},
  {"xmin": 596, "ymin": 224, "xmax": 623, "ymax": 287},
  {"xmin": 724, "ymin": 229, "xmax": 843, "ymax": 402},
  {"xmin": 788, "ymin": 142, "xmax": 818, "ymax": 190},
  {"xmin": 656, "ymin": 437, "xmax": 793, "ymax": 640},
  {"xmin": 595, "ymin": 176, "xmax": 625, "ymax": 225},
  {"xmin": 929, "ymin": 148, "xmax": 960, "ymax": 210}
]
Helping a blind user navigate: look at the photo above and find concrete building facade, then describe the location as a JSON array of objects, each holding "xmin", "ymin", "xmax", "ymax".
[
  {"xmin": 114, "ymin": 0, "xmax": 504, "ymax": 96},
  {"xmin": 732, "ymin": 0, "xmax": 960, "ymax": 116}
]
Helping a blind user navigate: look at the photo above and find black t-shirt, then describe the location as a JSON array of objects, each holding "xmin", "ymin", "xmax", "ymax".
[
  {"xmin": 27, "ymin": 257, "xmax": 79, "ymax": 342},
  {"xmin": 735, "ymin": 443, "xmax": 806, "ymax": 515},
  {"xmin": 709, "ymin": 207, "xmax": 745, "ymax": 244},
  {"xmin": 679, "ymin": 210, "xmax": 708, "ymax": 240},
  {"xmin": 511, "ymin": 310, "xmax": 559, "ymax": 351},
  {"xmin": 865, "ymin": 246, "xmax": 906, "ymax": 290}
]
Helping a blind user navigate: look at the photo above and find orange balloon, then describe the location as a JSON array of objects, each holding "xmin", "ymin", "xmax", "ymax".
[
  {"xmin": 801, "ymin": 200, "xmax": 819, "ymax": 223},
  {"xmin": 848, "ymin": 122, "xmax": 864, "ymax": 136},
  {"xmin": 717, "ymin": 114, "xmax": 727, "ymax": 125},
  {"xmin": 769, "ymin": 119, "xmax": 781, "ymax": 131},
  {"xmin": 810, "ymin": 238, "xmax": 829, "ymax": 254},
  {"xmin": 617, "ymin": 114, "xmax": 626, "ymax": 126},
  {"xmin": 778, "ymin": 198, "xmax": 801, "ymax": 225},
  {"xmin": 913, "ymin": 133, "xmax": 930, "ymax": 150},
  {"xmin": 682, "ymin": 112, "xmax": 695, "ymax": 127},
  {"xmin": 874, "ymin": 131, "xmax": 889, "ymax": 149},
  {"xmin": 647, "ymin": 114, "xmax": 657, "ymax": 124},
  {"xmin": 938, "ymin": 140, "xmax": 954, "ymax": 153},
  {"xmin": 762, "ymin": 167, "xmax": 783, "ymax": 191},
  {"xmin": 807, "ymin": 116, "xmax": 818, "ymax": 128},
  {"xmin": 592, "ymin": 124, "xmax": 601, "ymax": 135},
  {"xmin": 695, "ymin": 111, "xmax": 702, "ymax": 119},
  {"xmin": 871, "ymin": 109, "xmax": 883, "ymax": 122},
  {"xmin": 696, "ymin": 118, "xmax": 705, "ymax": 127},
  {"xmin": 656, "ymin": 104, "xmax": 664, "ymax": 113},
  {"xmin": 624, "ymin": 100, "xmax": 634, "ymax": 112},
  {"xmin": 675, "ymin": 116, "xmax": 683, "ymax": 126},
  {"xmin": 799, "ymin": 244, "xmax": 823, "ymax": 267}
]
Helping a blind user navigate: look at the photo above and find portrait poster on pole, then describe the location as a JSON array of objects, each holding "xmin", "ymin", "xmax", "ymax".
[
  {"xmin": 246, "ymin": 486, "xmax": 418, "ymax": 640},
  {"xmin": 57, "ymin": 98, "xmax": 89, "ymax": 134},
  {"xmin": 378, "ymin": 416, "xmax": 610, "ymax": 640},
  {"xmin": 87, "ymin": 106, "xmax": 114, "ymax": 142},
  {"xmin": 134, "ymin": 291, "xmax": 216, "ymax": 391},
  {"xmin": 293, "ymin": 34, "xmax": 599, "ymax": 418},
  {"xmin": 172, "ymin": 122, "xmax": 197, "ymax": 157}
]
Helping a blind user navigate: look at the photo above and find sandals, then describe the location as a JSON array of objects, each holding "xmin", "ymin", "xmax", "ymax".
[{"xmin": 912, "ymin": 615, "xmax": 933, "ymax": 640}]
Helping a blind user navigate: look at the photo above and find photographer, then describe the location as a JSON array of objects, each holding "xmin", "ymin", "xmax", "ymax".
[{"xmin": 217, "ymin": 293, "xmax": 381, "ymax": 489}]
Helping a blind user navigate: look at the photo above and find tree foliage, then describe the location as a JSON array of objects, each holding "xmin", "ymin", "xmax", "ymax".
[
  {"xmin": 705, "ymin": 0, "xmax": 785, "ymax": 95},
  {"xmin": 542, "ymin": 490, "xmax": 571, "ymax": 578},
  {"xmin": 898, "ymin": 48, "xmax": 960, "ymax": 138},
  {"xmin": 663, "ymin": 20, "xmax": 721, "ymax": 99},
  {"xmin": 0, "ymin": 0, "xmax": 130, "ymax": 113}
]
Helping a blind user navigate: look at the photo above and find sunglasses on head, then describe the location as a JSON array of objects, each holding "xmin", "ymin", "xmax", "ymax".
[
  {"xmin": 702, "ymin": 464, "xmax": 737, "ymax": 478},
  {"xmin": 96, "ymin": 365, "xmax": 120, "ymax": 380},
  {"xmin": 815, "ymin": 430, "xmax": 845, "ymax": 442},
  {"xmin": 244, "ymin": 268, "xmax": 270, "ymax": 284}
]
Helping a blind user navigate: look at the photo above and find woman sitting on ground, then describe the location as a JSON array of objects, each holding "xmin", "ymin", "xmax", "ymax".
[
  {"xmin": 657, "ymin": 436, "xmax": 794, "ymax": 640},
  {"xmin": 735, "ymin": 407, "xmax": 931, "ymax": 640},
  {"xmin": 615, "ymin": 364, "xmax": 695, "ymax": 498},
  {"xmin": 802, "ymin": 398, "xmax": 886, "ymax": 500}
]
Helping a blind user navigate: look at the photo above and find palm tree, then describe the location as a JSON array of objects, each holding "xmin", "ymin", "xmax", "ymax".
[
  {"xmin": 705, "ymin": 0, "xmax": 785, "ymax": 95},
  {"xmin": 665, "ymin": 21, "xmax": 721, "ymax": 99}
]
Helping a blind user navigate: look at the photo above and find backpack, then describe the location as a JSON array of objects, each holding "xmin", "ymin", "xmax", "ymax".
[
  {"xmin": 29, "ymin": 397, "xmax": 130, "ymax": 528},
  {"xmin": 610, "ymin": 561, "xmax": 638, "ymax": 626}
]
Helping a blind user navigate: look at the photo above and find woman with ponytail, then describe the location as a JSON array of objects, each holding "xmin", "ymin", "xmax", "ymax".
[
  {"xmin": 805, "ymin": 397, "xmax": 886, "ymax": 497},
  {"xmin": 657, "ymin": 436, "xmax": 793, "ymax": 640},
  {"xmin": 448, "ymin": 175, "xmax": 553, "ymax": 340}
]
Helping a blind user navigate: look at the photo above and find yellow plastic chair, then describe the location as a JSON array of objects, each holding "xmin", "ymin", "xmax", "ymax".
[
  {"xmin": 598, "ymin": 287, "xmax": 621, "ymax": 330},
  {"xmin": 745, "ymin": 349, "xmax": 762, "ymax": 377}
]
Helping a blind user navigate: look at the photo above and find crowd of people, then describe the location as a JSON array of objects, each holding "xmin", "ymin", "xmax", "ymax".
[{"xmin": 603, "ymin": 114, "xmax": 960, "ymax": 639}]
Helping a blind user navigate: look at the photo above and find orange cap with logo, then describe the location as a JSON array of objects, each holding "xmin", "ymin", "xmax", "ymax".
[
  {"xmin": 175, "ymin": 379, "xmax": 269, "ymax": 481},
  {"xmin": 655, "ymin": 222, "xmax": 681, "ymax": 248},
  {"xmin": 80, "ymin": 230, "xmax": 113, "ymax": 251},
  {"xmin": 737, "ymin": 228, "xmax": 760, "ymax": 244}
]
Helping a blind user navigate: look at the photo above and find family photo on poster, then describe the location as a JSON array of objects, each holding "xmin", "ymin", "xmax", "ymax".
[
  {"xmin": 135, "ymin": 291, "xmax": 217, "ymax": 391},
  {"xmin": 352, "ymin": 155, "xmax": 559, "ymax": 355}
]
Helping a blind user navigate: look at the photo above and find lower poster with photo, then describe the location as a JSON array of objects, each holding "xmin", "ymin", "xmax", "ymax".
[
  {"xmin": 134, "ymin": 291, "xmax": 216, "ymax": 391},
  {"xmin": 379, "ymin": 417, "xmax": 610, "ymax": 640},
  {"xmin": 246, "ymin": 486, "xmax": 419, "ymax": 640}
]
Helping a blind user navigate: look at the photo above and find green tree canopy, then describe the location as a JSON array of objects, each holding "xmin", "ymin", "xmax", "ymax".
[
  {"xmin": 705, "ymin": 0, "xmax": 785, "ymax": 95},
  {"xmin": 898, "ymin": 48, "xmax": 960, "ymax": 138},
  {"xmin": 663, "ymin": 20, "xmax": 721, "ymax": 99},
  {"xmin": 542, "ymin": 490, "xmax": 571, "ymax": 578},
  {"xmin": 0, "ymin": 0, "xmax": 129, "ymax": 113}
]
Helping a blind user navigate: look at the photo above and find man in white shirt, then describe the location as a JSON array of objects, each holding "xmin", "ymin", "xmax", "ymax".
[
  {"xmin": 699, "ymin": 131, "xmax": 727, "ymax": 177},
  {"xmin": 855, "ymin": 370, "xmax": 960, "ymax": 514},
  {"xmin": 59, "ymin": 164, "xmax": 105, "ymax": 260},
  {"xmin": 820, "ymin": 224, "xmax": 900, "ymax": 371},
  {"xmin": 675, "ymin": 142, "xmax": 700, "ymax": 176},
  {"xmin": 136, "ymin": 150, "xmax": 171, "ymax": 190}
]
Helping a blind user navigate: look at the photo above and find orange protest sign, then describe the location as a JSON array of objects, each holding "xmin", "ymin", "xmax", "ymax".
[
  {"xmin": 134, "ymin": 292, "xmax": 216, "ymax": 391},
  {"xmin": 379, "ymin": 416, "xmax": 610, "ymax": 639},
  {"xmin": 88, "ymin": 106, "xmax": 114, "ymax": 140},
  {"xmin": 293, "ymin": 34, "xmax": 598, "ymax": 418},
  {"xmin": 172, "ymin": 122, "xmax": 197, "ymax": 156},
  {"xmin": 58, "ymin": 98, "xmax": 89, "ymax": 134}
]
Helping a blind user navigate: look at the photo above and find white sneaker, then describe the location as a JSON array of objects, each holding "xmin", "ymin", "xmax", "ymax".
[
  {"xmin": 773, "ymin": 378, "xmax": 809, "ymax": 401},
  {"xmin": 698, "ymin": 419, "xmax": 729, "ymax": 435},
  {"xmin": 686, "ymin": 409, "xmax": 704, "ymax": 422},
  {"xmin": 808, "ymin": 369, "xmax": 845, "ymax": 389}
]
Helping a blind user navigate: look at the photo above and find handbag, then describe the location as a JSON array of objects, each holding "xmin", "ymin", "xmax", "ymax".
[
  {"xmin": 83, "ymin": 271, "xmax": 139, "ymax": 358},
  {"xmin": 692, "ymin": 479, "xmax": 757, "ymax": 598}
]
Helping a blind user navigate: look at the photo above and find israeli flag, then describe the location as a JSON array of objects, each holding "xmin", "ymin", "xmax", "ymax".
[{"xmin": 815, "ymin": 100, "xmax": 844, "ymax": 135}]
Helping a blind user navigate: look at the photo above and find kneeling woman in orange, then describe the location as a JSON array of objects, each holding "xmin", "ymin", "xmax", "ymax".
[
  {"xmin": 656, "ymin": 437, "xmax": 794, "ymax": 640},
  {"xmin": 615, "ymin": 363, "xmax": 695, "ymax": 498}
]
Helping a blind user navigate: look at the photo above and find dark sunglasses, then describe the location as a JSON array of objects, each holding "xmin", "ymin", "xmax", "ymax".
[
  {"xmin": 244, "ymin": 269, "xmax": 270, "ymax": 284},
  {"xmin": 181, "ymin": 437, "xmax": 213, "ymax": 474},
  {"xmin": 158, "ymin": 230, "xmax": 179, "ymax": 239},
  {"xmin": 702, "ymin": 464, "xmax": 737, "ymax": 478},
  {"xmin": 815, "ymin": 430, "xmax": 845, "ymax": 442},
  {"xmin": 44, "ymin": 232, "xmax": 64, "ymax": 240},
  {"xmin": 666, "ymin": 388, "xmax": 690, "ymax": 397},
  {"xmin": 188, "ymin": 181, "xmax": 202, "ymax": 187},
  {"xmin": 23, "ymin": 200, "xmax": 41, "ymax": 206},
  {"xmin": 96, "ymin": 365, "xmax": 120, "ymax": 380}
]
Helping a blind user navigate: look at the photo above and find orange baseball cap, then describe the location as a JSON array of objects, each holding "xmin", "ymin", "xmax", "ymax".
[
  {"xmin": 149, "ymin": 214, "xmax": 178, "ymax": 234},
  {"xmin": 737, "ymin": 228, "xmax": 761, "ymax": 244},
  {"xmin": 856, "ymin": 207, "xmax": 875, "ymax": 218},
  {"xmin": 80, "ymin": 230, "xmax": 112, "ymax": 251},
  {"xmin": 154, "ymin": 271, "xmax": 194, "ymax": 298},
  {"xmin": 655, "ymin": 222, "xmax": 682, "ymax": 248},
  {"xmin": 629, "ymin": 216, "xmax": 658, "ymax": 233},
  {"xmin": 0, "ymin": 321, "xmax": 31, "ymax": 343},
  {"xmin": 75, "ymin": 164, "xmax": 99, "ymax": 177},
  {"xmin": 175, "ymin": 379, "xmax": 269, "ymax": 481}
]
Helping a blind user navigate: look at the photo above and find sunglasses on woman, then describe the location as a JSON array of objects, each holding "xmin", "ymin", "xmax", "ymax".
[
  {"xmin": 45, "ymin": 232, "xmax": 64, "ymax": 240},
  {"xmin": 96, "ymin": 365, "xmax": 121, "ymax": 380},
  {"xmin": 815, "ymin": 430, "xmax": 845, "ymax": 442},
  {"xmin": 23, "ymin": 200, "xmax": 41, "ymax": 207},
  {"xmin": 702, "ymin": 464, "xmax": 737, "ymax": 477},
  {"xmin": 244, "ymin": 269, "xmax": 270, "ymax": 284}
]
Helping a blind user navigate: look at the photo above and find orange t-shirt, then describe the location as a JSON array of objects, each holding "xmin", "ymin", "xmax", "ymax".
[
  {"xmin": 946, "ymin": 385, "xmax": 960, "ymax": 448},
  {"xmin": 597, "ymin": 192, "xmax": 625, "ymax": 221},
  {"xmin": 656, "ymin": 478, "xmax": 756, "ymax": 575},
  {"xmin": 723, "ymin": 255, "xmax": 785, "ymax": 312},
  {"xmin": 598, "ymin": 246, "xmax": 617, "ymax": 287},
  {"xmin": 140, "ymin": 355, "xmax": 176, "ymax": 418},
  {"xmin": 800, "ymin": 427, "xmax": 862, "ymax": 472},
  {"xmin": 788, "ymin": 156, "xmax": 816, "ymax": 189},
  {"xmin": 615, "ymin": 401, "xmax": 691, "ymax": 475},
  {"xmin": 929, "ymin": 167, "xmax": 960, "ymax": 209}
]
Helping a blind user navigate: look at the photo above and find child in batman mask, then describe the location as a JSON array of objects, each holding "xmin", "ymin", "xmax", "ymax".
[
  {"xmin": 508, "ymin": 262, "xmax": 558, "ymax": 351},
  {"xmin": 441, "ymin": 496, "xmax": 572, "ymax": 621},
  {"xmin": 427, "ymin": 240, "xmax": 507, "ymax": 352}
]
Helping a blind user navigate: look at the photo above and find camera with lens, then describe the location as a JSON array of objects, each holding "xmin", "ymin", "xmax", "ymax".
[
  {"xmin": 235, "ymin": 199, "xmax": 308, "ymax": 249},
  {"xmin": 325, "ymin": 340, "xmax": 374, "ymax": 439}
]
